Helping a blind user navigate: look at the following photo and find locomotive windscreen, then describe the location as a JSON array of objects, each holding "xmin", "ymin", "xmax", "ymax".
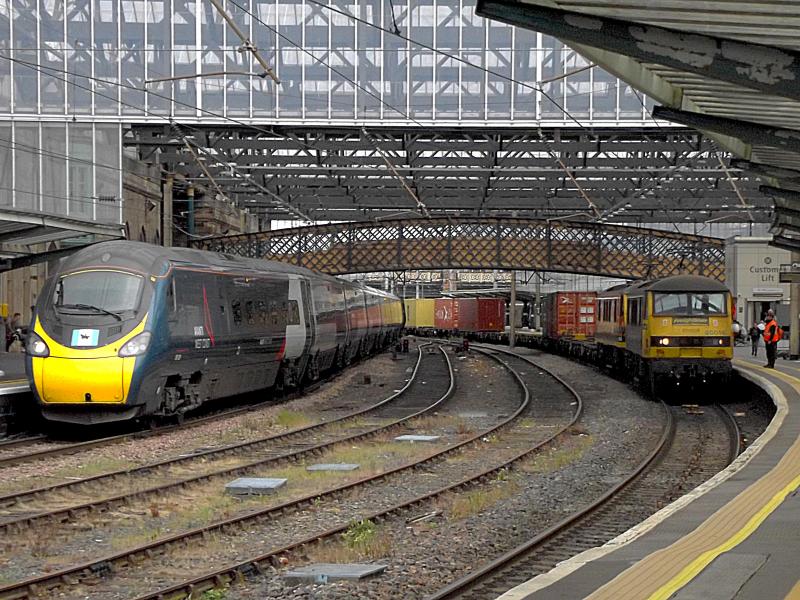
[
  {"xmin": 652, "ymin": 292, "xmax": 726, "ymax": 316},
  {"xmin": 54, "ymin": 270, "xmax": 143, "ymax": 314}
]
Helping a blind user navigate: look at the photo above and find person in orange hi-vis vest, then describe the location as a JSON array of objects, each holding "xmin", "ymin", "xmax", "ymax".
[{"xmin": 763, "ymin": 309, "xmax": 782, "ymax": 369}]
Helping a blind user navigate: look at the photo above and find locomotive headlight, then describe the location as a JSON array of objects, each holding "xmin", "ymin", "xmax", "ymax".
[
  {"xmin": 27, "ymin": 332, "xmax": 50, "ymax": 357},
  {"xmin": 660, "ymin": 337, "xmax": 670, "ymax": 346},
  {"xmin": 118, "ymin": 332, "xmax": 151, "ymax": 357}
]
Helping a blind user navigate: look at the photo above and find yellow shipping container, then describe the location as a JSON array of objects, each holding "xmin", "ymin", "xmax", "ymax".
[{"xmin": 404, "ymin": 298, "xmax": 435, "ymax": 329}]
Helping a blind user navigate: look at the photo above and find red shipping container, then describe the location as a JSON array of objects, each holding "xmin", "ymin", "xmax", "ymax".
[
  {"xmin": 543, "ymin": 292, "xmax": 597, "ymax": 340},
  {"xmin": 454, "ymin": 299, "xmax": 478, "ymax": 332},
  {"xmin": 434, "ymin": 298, "xmax": 477, "ymax": 331},
  {"xmin": 476, "ymin": 298, "xmax": 505, "ymax": 332},
  {"xmin": 434, "ymin": 298, "xmax": 456, "ymax": 330}
]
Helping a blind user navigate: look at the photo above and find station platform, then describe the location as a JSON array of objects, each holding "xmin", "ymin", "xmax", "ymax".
[
  {"xmin": 0, "ymin": 353, "xmax": 26, "ymax": 385},
  {"xmin": 500, "ymin": 346, "xmax": 800, "ymax": 600}
]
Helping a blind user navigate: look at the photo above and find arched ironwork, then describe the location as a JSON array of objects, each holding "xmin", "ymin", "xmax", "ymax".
[{"xmin": 193, "ymin": 217, "xmax": 725, "ymax": 281}]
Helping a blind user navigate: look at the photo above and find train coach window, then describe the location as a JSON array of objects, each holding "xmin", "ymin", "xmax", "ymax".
[
  {"xmin": 245, "ymin": 300, "xmax": 255, "ymax": 325},
  {"xmin": 232, "ymin": 299, "xmax": 242, "ymax": 326},
  {"xmin": 287, "ymin": 300, "xmax": 300, "ymax": 325},
  {"xmin": 269, "ymin": 300, "xmax": 287, "ymax": 326}
]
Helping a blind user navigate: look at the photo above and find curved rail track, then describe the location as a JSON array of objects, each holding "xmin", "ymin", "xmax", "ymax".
[
  {"xmin": 118, "ymin": 349, "xmax": 581, "ymax": 600},
  {"xmin": 0, "ymin": 348, "xmax": 398, "ymax": 468},
  {"xmin": 0, "ymin": 343, "xmax": 453, "ymax": 599},
  {"xmin": 0, "ymin": 347, "xmax": 580, "ymax": 600},
  {"xmin": 0, "ymin": 344, "xmax": 442, "ymax": 532},
  {"xmin": 427, "ymin": 360, "xmax": 742, "ymax": 599}
]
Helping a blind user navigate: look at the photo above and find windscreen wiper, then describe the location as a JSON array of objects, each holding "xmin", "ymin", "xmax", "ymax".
[{"xmin": 57, "ymin": 303, "xmax": 122, "ymax": 321}]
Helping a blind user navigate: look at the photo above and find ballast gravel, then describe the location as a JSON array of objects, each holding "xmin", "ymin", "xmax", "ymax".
[{"xmin": 226, "ymin": 347, "xmax": 668, "ymax": 600}]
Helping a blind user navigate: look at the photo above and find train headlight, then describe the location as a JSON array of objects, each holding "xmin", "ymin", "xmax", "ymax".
[
  {"xmin": 660, "ymin": 337, "xmax": 670, "ymax": 346},
  {"xmin": 118, "ymin": 332, "xmax": 151, "ymax": 357},
  {"xmin": 27, "ymin": 332, "xmax": 49, "ymax": 357}
]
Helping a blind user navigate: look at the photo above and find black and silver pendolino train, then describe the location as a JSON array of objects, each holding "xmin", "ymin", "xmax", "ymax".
[{"xmin": 25, "ymin": 241, "xmax": 403, "ymax": 425}]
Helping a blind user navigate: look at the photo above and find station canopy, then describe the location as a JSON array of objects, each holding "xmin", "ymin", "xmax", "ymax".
[
  {"xmin": 0, "ymin": 208, "xmax": 123, "ymax": 272},
  {"xmin": 472, "ymin": 0, "xmax": 800, "ymax": 249},
  {"xmin": 127, "ymin": 124, "xmax": 773, "ymax": 225}
]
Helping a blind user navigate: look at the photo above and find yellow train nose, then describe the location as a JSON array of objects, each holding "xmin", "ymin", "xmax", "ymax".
[{"xmin": 40, "ymin": 357, "xmax": 125, "ymax": 403}]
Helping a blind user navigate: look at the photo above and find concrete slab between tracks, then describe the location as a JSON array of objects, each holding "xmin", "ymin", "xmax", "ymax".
[{"xmin": 500, "ymin": 353, "xmax": 800, "ymax": 600}]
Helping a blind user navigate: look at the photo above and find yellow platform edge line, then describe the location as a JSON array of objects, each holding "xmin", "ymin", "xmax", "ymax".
[
  {"xmin": 784, "ymin": 578, "xmax": 800, "ymax": 600},
  {"xmin": 649, "ymin": 473, "xmax": 800, "ymax": 600},
  {"xmin": 649, "ymin": 362, "xmax": 800, "ymax": 600}
]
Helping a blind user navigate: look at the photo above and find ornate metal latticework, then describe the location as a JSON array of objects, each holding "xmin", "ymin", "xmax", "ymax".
[{"xmin": 194, "ymin": 217, "xmax": 726, "ymax": 281}]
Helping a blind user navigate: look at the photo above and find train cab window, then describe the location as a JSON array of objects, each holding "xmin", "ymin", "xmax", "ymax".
[
  {"xmin": 55, "ymin": 270, "xmax": 143, "ymax": 315},
  {"xmin": 653, "ymin": 292, "xmax": 726, "ymax": 316},
  {"xmin": 169, "ymin": 270, "xmax": 205, "ymax": 336}
]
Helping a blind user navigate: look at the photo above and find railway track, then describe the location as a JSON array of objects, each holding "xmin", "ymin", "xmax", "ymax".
[
  {"xmin": 115, "ymin": 349, "xmax": 580, "ymax": 600},
  {"xmin": 0, "ymin": 433, "xmax": 47, "ymax": 452},
  {"xmin": 427, "ymin": 388, "xmax": 742, "ymax": 599},
  {"xmin": 0, "ymin": 347, "xmax": 395, "ymax": 468},
  {"xmin": 0, "ymin": 343, "xmax": 454, "ymax": 599},
  {"xmin": 0, "ymin": 347, "xmax": 578, "ymax": 600},
  {"xmin": 0, "ymin": 344, "xmax": 441, "ymax": 532}
]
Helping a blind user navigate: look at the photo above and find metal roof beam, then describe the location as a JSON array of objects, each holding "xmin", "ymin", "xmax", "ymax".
[
  {"xmin": 653, "ymin": 106, "xmax": 800, "ymax": 155},
  {"xmin": 475, "ymin": 0, "xmax": 800, "ymax": 102},
  {"xmin": 731, "ymin": 159, "xmax": 800, "ymax": 182}
]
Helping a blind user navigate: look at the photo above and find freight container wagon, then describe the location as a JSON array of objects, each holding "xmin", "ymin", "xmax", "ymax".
[
  {"xmin": 543, "ymin": 292, "xmax": 597, "ymax": 340},
  {"xmin": 404, "ymin": 298, "xmax": 435, "ymax": 330},
  {"xmin": 476, "ymin": 298, "xmax": 505, "ymax": 332},
  {"xmin": 434, "ymin": 299, "xmax": 457, "ymax": 330},
  {"xmin": 451, "ymin": 298, "xmax": 479, "ymax": 331}
]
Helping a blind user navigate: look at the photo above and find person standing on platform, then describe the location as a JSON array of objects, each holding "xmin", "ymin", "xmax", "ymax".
[
  {"xmin": 763, "ymin": 310, "xmax": 782, "ymax": 369},
  {"xmin": 749, "ymin": 322, "xmax": 760, "ymax": 357}
]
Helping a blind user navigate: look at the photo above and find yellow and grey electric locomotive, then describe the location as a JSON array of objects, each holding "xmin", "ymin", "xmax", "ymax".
[
  {"xmin": 596, "ymin": 275, "xmax": 733, "ymax": 391},
  {"xmin": 26, "ymin": 241, "xmax": 403, "ymax": 425}
]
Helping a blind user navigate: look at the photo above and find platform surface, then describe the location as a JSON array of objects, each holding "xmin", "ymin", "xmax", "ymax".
[
  {"xmin": 501, "ymin": 346, "xmax": 800, "ymax": 600},
  {"xmin": 0, "ymin": 353, "xmax": 25, "ymax": 382}
]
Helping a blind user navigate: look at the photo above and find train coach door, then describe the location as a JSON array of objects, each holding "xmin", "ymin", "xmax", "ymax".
[{"xmin": 286, "ymin": 277, "xmax": 313, "ymax": 361}]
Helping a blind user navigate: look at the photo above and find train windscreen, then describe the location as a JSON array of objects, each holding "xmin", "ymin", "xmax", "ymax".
[
  {"xmin": 652, "ymin": 292, "xmax": 726, "ymax": 316},
  {"xmin": 54, "ymin": 270, "xmax": 143, "ymax": 313}
]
